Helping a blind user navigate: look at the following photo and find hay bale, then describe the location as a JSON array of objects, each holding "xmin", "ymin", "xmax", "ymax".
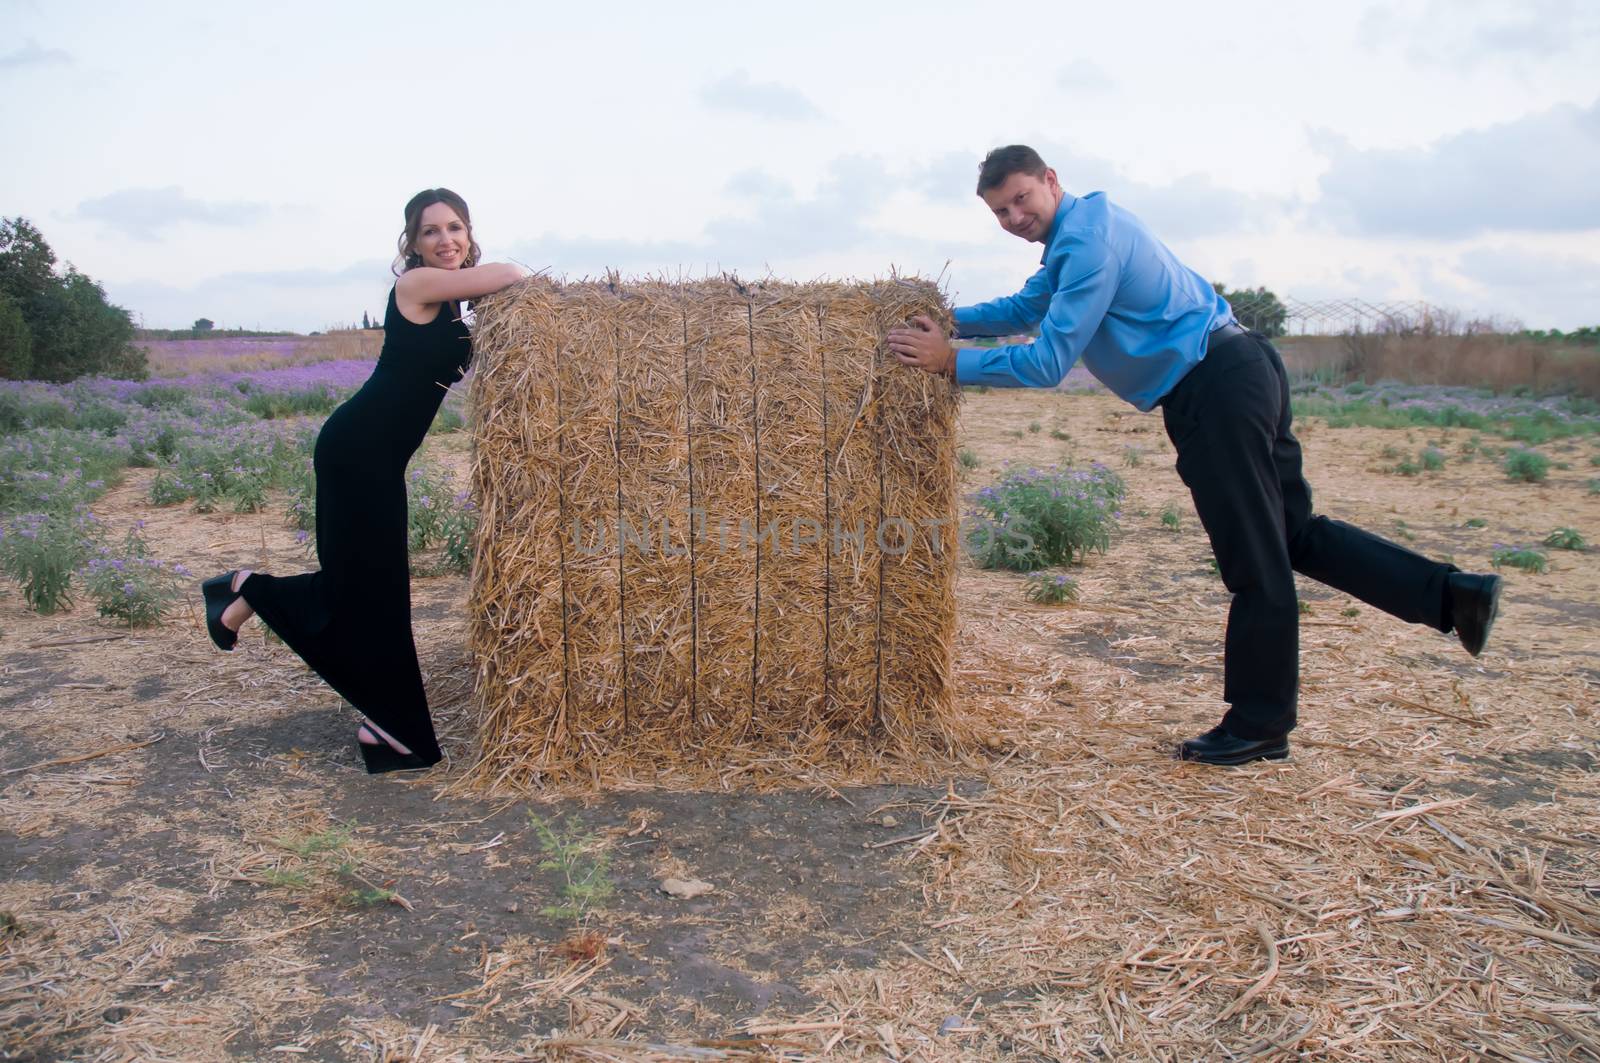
[{"xmin": 466, "ymin": 277, "xmax": 958, "ymax": 787}]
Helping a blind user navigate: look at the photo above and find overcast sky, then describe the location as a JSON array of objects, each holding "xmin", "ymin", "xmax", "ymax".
[{"xmin": 3, "ymin": 0, "xmax": 1598, "ymax": 332}]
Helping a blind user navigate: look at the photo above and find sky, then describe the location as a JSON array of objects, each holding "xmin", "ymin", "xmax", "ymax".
[{"xmin": 2, "ymin": 0, "xmax": 1598, "ymax": 332}]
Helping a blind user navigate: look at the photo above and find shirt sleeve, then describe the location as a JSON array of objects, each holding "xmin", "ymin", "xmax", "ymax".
[
  {"xmin": 952, "ymin": 267, "xmax": 1053, "ymax": 338},
  {"xmin": 954, "ymin": 239, "xmax": 1118, "ymax": 388}
]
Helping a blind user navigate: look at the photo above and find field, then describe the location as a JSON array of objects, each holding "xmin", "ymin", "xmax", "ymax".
[{"xmin": 2, "ymin": 349, "xmax": 1599, "ymax": 1060}]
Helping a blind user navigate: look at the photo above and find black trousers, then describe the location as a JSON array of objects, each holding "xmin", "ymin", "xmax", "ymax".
[{"xmin": 1158, "ymin": 332, "xmax": 1455, "ymax": 740}]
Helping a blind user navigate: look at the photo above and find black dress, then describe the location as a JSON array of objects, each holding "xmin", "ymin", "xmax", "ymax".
[{"xmin": 240, "ymin": 288, "xmax": 471, "ymax": 764}]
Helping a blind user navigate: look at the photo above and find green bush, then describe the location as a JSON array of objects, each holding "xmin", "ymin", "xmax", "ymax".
[
  {"xmin": 82, "ymin": 525, "xmax": 186, "ymax": 626},
  {"xmin": 1502, "ymin": 447, "xmax": 1550, "ymax": 483},
  {"xmin": 965, "ymin": 462, "xmax": 1125, "ymax": 571},
  {"xmin": 0, "ymin": 508, "xmax": 100, "ymax": 612}
]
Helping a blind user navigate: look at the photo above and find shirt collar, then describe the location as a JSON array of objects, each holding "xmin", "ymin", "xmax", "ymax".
[{"xmin": 1039, "ymin": 193, "xmax": 1076, "ymax": 263}]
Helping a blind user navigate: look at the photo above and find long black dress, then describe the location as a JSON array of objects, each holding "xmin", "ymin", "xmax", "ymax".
[{"xmin": 240, "ymin": 288, "xmax": 471, "ymax": 764}]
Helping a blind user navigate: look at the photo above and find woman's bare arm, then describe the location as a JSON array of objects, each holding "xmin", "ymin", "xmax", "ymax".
[{"xmin": 396, "ymin": 263, "xmax": 529, "ymax": 306}]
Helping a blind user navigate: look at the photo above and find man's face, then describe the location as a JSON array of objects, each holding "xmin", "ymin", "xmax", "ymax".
[{"xmin": 980, "ymin": 169, "xmax": 1063, "ymax": 243}]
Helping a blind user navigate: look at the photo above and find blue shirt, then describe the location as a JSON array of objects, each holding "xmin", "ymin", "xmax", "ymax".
[{"xmin": 952, "ymin": 192, "xmax": 1234, "ymax": 411}]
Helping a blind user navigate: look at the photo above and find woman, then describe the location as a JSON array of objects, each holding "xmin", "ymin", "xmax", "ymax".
[{"xmin": 202, "ymin": 188, "xmax": 527, "ymax": 772}]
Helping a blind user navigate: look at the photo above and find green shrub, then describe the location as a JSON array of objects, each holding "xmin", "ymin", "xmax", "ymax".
[
  {"xmin": 82, "ymin": 525, "xmax": 186, "ymax": 626},
  {"xmin": 965, "ymin": 462, "xmax": 1125, "ymax": 571},
  {"xmin": 1159, "ymin": 503, "xmax": 1181, "ymax": 531},
  {"xmin": 1502, "ymin": 447, "xmax": 1550, "ymax": 483},
  {"xmin": 1027, "ymin": 421, "xmax": 1041, "ymax": 434},
  {"xmin": 1463, "ymin": 518, "xmax": 1488, "ymax": 529},
  {"xmin": 1419, "ymin": 446, "xmax": 1446, "ymax": 471},
  {"xmin": 957, "ymin": 448, "xmax": 980, "ymax": 470},
  {"xmin": 0, "ymin": 508, "xmax": 100, "ymax": 612}
]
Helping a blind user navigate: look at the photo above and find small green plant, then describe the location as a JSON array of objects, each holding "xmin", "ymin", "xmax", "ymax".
[
  {"xmin": 957, "ymin": 448, "xmax": 980, "ymax": 471},
  {"xmin": 1588, "ymin": 478, "xmax": 1600, "ymax": 495},
  {"xmin": 1297, "ymin": 599, "xmax": 1312, "ymax": 616},
  {"xmin": 1419, "ymin": 447, "xmax": 1446, "ymax": 471},
  {"xmin": 1543, "ymin": 527, "xmax": 1586, "ymax": 550},
  {"xmin": 1393, "ymin": 519, "xmax": 1415, "ymax": 542},
  {"xmin": 82, "ymin": 525, "xmax": 187, "ymax": 626},
  {"xmin": 1207, "ymin": 558, "xmax": 1220, "ymax": 576},
  {"xmin": 1024, "ymin": 570, "xmax": 1078, "ymax": 605},
  {"xmin": 1393, "ymin": 458, "xmax": 1421, "ymax": 476},
  {"xmin": 527, "ymin": 813, "xmax": 614, "ymax": 922},
  {"xmin": 1380, "ymin": 444, "xmax": 1403, "ymax": 461},
  {"xmin": 1491, "ymin": 545, "xmax": 1548, "ymax": 573},
  {"xmin": 263, "ymin": 826, "xmax": 400, "ymax": 908},
  {"xmin": 1463, "ymin": 518, "xmax": 1488, "ymax": 529},
  {"xmin": 1341, "ymin": 607, "xmax": 1360, "ymax": 618},
  {"xmin": 1502, "ymin": 447, "xmax": 1550, "ymax": 483},
  {"xmin": 1159, "ymin": 503, "xmax": 1181, "ymax": 531},
  {"xmin": 1027, "ymin": 421, "xmax": 1041, "ymax": 434},
  {"xmin": 1122, "ymin": 445, "xmax": 1143, "ymax": 468},
  {"xmin": 1050, "ymin": 428, "xmax": 1070, "ymax": 441}
]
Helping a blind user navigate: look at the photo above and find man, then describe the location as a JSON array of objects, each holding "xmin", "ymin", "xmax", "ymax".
[{"xmin": 887, "ymin": 144, "xmax": 1502, "ymax": 766}]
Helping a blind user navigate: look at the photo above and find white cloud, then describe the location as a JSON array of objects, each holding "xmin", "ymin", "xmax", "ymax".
[
  {"xmin": 700, "ymin": 69, "xmax": 821, "ymax": 121},
  {"xmin": 74, "ymin": 187, "xmax": 272, "ymax": 241},
  {"xmin": 1056, "ymin": 59, "xmax": 1112, "ymax": 92},
  {"xmin": 1312, "ymin": 97, "xmax": 1600, "ymax": 238},
  {"xmin": 0, "ymin": 39, "xmax": 72, "ymax": 71}
]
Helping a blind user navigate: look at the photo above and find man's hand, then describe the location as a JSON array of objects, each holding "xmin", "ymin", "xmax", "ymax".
[{"xmin": 887, "ymin": 315, "xmax": 955, "ymax": 377}]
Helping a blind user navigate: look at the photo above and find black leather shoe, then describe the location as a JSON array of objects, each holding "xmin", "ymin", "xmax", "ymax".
[
  {"xmin": 1178, "ymin": 726, "xmax": 1289, "ymax": 766},
  {"xmin": 1448, "ymin": 572, "xmax": 1502, "ymax": 657}
]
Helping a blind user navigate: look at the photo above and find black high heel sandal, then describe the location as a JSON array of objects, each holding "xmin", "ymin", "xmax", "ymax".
[
  {"xmin": 358, "ymin": 739, "xmax": 434, "ymax": 774},
  {"xmin": 201, "ymin": 572, "xmax": 241, "ymax": 651}
]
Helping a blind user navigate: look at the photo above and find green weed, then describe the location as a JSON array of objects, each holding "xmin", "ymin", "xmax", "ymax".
[
  {"xmin": 1491, "ymin": 546, "xmax": 1548, "ymax": 573},
  {"xmin": 527, "ymin": 813, "xmax": 614, "ymax": 923},
  {"xmin": 1542, "ymin": 527, "xmax": 1586, "ymax": 550}
]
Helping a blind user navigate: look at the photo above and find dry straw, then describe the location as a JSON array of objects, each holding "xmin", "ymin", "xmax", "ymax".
[{"xmin": 465, "ymin": 276, "xmax": 961, "ymax": 788}]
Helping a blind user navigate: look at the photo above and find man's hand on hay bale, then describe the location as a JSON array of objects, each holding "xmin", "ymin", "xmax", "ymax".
[{"xmin": 888, "ymin": 315, "xmax": 956, "ymax": 378}]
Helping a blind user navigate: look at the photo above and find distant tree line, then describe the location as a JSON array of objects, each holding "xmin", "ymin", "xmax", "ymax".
[
  {"xmin": 1518, "ymin": 326, "xmax": 1600, "ymax": 347},
  {"xmin": 0, "ymin": 217, "xmax": 147, "ymax": 381},
  {"xmin": 1214, "ymin": 283, "xmax": 1288, "ymax": 337},
  {"xmin": 134, "ymin": 325, "xmax": 295, "ymax": 341}
]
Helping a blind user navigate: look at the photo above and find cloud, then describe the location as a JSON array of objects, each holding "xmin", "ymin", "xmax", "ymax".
[
  {"xmin": 1360, "ymin": 0, "xmax": 1600, "ymax": 66},
  {"xmin": 0, "ymin": 39, "xmax": 72, "ymax": 71},
  {"xmin": 74, "ymin": 187, "xmax": 272, "ymax": 241},
  {"xmin": 1055, "ymin": 59, "xmax": 1112, "ymax": 92},
  {"xmin": 108, "ymin": 259, "xmax": 393, "ymax": 332},
  {"xmin": 1453, "ymin": 244, "xmax": 1600, "ymax": 326},
  {"xmin": 515, "ymin": 155, "xmax": 918, "ymax": 274},
  {"xmin": 1313, "ymin": 97, "xmax": 1600, "ymax": 238},
  {"xmin": 700, "ymin": 69, "xmax": 821, "ymax": 121}
]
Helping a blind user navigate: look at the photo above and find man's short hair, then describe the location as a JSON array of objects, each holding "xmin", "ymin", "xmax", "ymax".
[{"xmin": 976, "ymin": 145, "xmax": 1049, "ymax": 194}]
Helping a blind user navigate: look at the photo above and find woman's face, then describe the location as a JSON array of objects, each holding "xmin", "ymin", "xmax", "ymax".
[{"xmin": 414, "ymin": 202, "xmax": 470, "ymax": 269}]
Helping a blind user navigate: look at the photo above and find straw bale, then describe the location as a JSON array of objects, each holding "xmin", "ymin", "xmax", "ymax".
[{"xmin": 466, "ymin": 276, "xmax": 958, "ymax": 786}]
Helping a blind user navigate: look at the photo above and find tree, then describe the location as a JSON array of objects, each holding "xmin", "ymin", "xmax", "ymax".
[
  {"xmin": 0, "ymin": 290, "xmax": 31, "ymax": 378},
  {"xmin": 0, "ymin": 217, "xmax": 145, "ymax": 381},
  {"xmin": 1213, "ymin": 282, "xmax": 1288, "ymax": 338},
  {"xmin": 361, "ymin": 310, "xmax": 371, "ymax": 330},
  {"xmin": 193, "ymin": 317, "xmax": 214, "ymax": 332}
]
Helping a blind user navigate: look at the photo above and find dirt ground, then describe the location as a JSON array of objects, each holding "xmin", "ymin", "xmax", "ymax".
[{"xmin": 3, "ymin": 389, "xmax": 1598, "ymax": 1061}]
